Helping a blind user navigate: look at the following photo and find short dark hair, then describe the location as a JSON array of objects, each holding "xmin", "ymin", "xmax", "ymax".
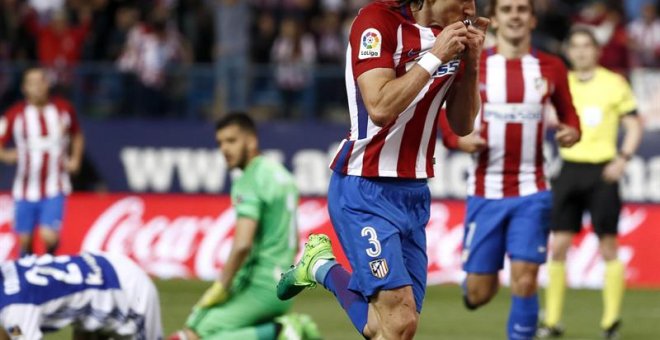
[
  {"xmin": 396, "ymin": 0, "xmax": 424, "ymax": 9},
  {"xmin": 566, "ymin": 25, "xmax": 600, "ymax": 47},
  {"xmin": 487, "ymin": 0, "xmax": 535, "ymax": 17},
  {"xmin": 215, "ymin": 112, "xmax": 257, "ymax": 135}
]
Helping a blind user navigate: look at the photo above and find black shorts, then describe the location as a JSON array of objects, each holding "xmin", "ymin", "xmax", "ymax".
[{"xmin": 551, "ymin": 161, "xmax": 621, "ymax": 236}]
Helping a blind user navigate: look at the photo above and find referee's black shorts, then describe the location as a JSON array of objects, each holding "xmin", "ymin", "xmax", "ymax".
[{"xmin": 551, "ymin": 160, "xmax": 621, "ymax": 236}]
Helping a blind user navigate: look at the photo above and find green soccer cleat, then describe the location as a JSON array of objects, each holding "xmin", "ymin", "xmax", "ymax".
[
  {"xmin": 277, "ymin": 234, "xmax": 335, "ymax": 300},
  {"xmin": 276, "ymin": 314, "xmax": 305, "ymax": 340},
  {"xmin": 298, "ymin": 313, "xmax": 322, "ymax": 340},
  {"xmin": 275, "ymin": 313, "xmax": 323, "ymax": 340}
]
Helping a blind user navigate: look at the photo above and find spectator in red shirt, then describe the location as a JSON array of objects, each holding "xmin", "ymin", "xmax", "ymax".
[
  {"xmin": 573, "ymin": 1, "xmax": 630, "ymax": 75},
  {"xmin": 25, "ymin": 7, "xmax": 91, "ymax": 68}
]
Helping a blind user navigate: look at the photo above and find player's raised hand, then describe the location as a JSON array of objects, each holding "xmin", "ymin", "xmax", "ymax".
[
  {"xmin": 555, "ymin": 123, "xmax": 580, "ymax": 147},
  {"xmin": 463, "ymin": 17, "xmax": 490, "ymax": 65},
  {"xmin": 431, "ymin": 21, "xmax": 468, "ymax": 62},
  {"xmin": 196, "ymin": 281, "xmax": 229, "ymax": 308}
]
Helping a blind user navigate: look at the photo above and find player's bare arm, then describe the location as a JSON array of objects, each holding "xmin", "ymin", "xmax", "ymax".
[
  {"xmin": 220, "ymin": 217, "xmax": 258, "ymax": 290},
  {"xmin": 0, "ymin": 146, "xmax": 17, "ymax": 164},
  {"xmin": 551, "ymin": 53, "xmax": 581, "ymax": 148},
  {"xmin": 357, "ymin": 22, "xmax": 468, "ymax": 127},
  {"xmin": 66, "ymin": 132, "xmax": 85, "ymax": 174},
  {"xmin": 445, "ymin": 17, "xmax": 489, "ymax": 136},
  {"xmin": 197, "ymin": 217, "xmax": 258, "ymax": 308},
  {"xmin": 603, "ymin": 114, "xmax": 643, "ymax": 182}
]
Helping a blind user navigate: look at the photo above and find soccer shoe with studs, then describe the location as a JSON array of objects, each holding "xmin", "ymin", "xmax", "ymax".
[
  {"xmin": 298, "ymin": 313, "xmax": 322, "ymax": 340},
  {"xmin": 536, "ymin": 323, "xmax": 565, "ymax": 338},
  {"xmin": 276, "ymin": 314, "xmax": 305, "ymax": 340},
  {"xmin": 277, "ymin": 234, "xmax": 335, "ymax": 300},
  {"xmin": 602, "ymin": 319, "xmax": 621, "ymax": 340}
]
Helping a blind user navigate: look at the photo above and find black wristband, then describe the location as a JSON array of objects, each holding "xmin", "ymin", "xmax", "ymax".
[{"xmin": 619, "ymin": 152, "xmax": 633, "ymax": 161}]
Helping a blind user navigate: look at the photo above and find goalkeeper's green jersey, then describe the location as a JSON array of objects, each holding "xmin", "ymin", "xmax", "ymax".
[{"xmin": 230, "ymin": 156, "xmax": 299, "ymax": 292}]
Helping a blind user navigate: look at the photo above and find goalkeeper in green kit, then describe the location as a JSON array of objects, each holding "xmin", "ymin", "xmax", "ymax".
[{"xmin": 169, "ymin": 113, "xmax": 320, "ymax": 340}]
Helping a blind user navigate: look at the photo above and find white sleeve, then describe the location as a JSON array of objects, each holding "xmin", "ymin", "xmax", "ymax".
[{"xmin": 1, "ymin": 305, "xmax": 43, "ymax": 339}]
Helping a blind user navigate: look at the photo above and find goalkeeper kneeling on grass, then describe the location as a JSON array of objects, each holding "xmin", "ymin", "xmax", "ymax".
[{"xmin": 168, "ymin": 113, "xmax": 320, "ymax": 340}]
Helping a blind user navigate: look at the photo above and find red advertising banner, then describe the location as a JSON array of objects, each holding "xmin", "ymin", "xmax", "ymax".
[{"xmin": 0, "ymin": 194, "xmax": 658, "ymax": 288}]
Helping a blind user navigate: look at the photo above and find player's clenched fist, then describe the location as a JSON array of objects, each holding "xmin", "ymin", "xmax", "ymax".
[
  {"xmin": 463, "ymin": 17, "xmax": 490, "ymax": 65},
  {"xmin": 431, "ymin": 21, "xmax": 469, "ymax": 62},
  {"xmin": 555, "ymin": 123, "xmax": 581, "ymax": 148}
]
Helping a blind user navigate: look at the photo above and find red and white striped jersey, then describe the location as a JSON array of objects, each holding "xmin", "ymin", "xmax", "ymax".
[
  {"xmin": 0, "ymin": 97, "xmax": 81, "ymax": 201},
  {"xmin": 440, "ymin": 48, "xmax": 581, "ymax": 199},
  {"xmin": 330, "ymin": 1, "xmax": 462, "ymax": 179}
]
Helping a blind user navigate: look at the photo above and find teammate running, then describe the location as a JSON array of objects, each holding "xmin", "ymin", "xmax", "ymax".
[{"xmin": 439, "ymin": 0, "xmax": 581, "ymax": 339}]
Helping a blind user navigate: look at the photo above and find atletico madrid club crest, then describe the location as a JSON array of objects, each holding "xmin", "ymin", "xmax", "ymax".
[{"xmin": 369, "ymin": 259, "xmax": 389, "ymax": 279}]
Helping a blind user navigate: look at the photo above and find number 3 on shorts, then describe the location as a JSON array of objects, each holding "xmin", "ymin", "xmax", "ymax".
[{"xmin": 361, "ymin": 226, "xmax": 381, "ymax": 257}]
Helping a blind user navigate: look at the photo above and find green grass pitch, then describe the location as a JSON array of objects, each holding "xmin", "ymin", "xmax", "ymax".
[{"xmin": 46, "ymin": 279, "xmax": 660, "ymax": 339}]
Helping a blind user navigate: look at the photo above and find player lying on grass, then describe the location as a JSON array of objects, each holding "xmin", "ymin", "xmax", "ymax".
[{"xmin": 0, "ymin": 253, "xmax": 162, "ymax": 340}]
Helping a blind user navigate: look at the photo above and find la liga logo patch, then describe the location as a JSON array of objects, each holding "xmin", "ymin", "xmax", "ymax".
[{"xmin": 359, "ymin": 28, "xmax": 382, "ymax": 59}]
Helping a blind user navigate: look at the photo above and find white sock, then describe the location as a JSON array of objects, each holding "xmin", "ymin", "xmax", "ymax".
[{"xmin": 311, "ymin": 259, "xmax": 332, "ymax": 283}]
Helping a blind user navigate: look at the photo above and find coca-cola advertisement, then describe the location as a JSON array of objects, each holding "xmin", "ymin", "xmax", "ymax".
[{"xmin": 0, "ymin": 193, "xmax": 658, "ymax": 288}]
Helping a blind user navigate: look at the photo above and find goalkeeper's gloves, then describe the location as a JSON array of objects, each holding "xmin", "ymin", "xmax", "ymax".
[{"xmin": 196, "ymin": 281, "xmax": 229, "ymax": 308}]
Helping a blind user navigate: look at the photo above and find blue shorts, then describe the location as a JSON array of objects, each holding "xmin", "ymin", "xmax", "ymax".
[
  {"xmin": 14, "ymin": 195, "xmax": 66, "ymax": 235},
  {"xmin": 462, "ymin": 191, "xmax": 552, "ymax": 274},
  {"xmin": 328, "ymin": 172, "xmax": 430, "ymax": 313}
]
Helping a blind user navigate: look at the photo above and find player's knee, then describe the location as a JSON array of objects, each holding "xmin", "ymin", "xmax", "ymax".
[
  {"xmin": 465, "ymin": 287, "xmax": 495, "ymax": 308},
  {"xmin": 374, "ymin": 289, "xmax": 418, "ymax": 339},
  {"xmin": 401, "ymin": 311, "xmax": 419, "ymax": 338},
  {"xmin": 39, "ymin": 228, "xmax": 59, "ymax": 244},
  {"xmin": 387, "ymin": 308, "xmax": 418, "ymax": 339},
  {"xmin": 550, "ymin": 234, "xmax": 573, "ymax": 261},
  {"xmin": 550, "ymin": 244, "xmax": 569, "ymax": 261},
  {"xmin": 511, "ymin": 273, "xmax": 538, "ymax": 297},
  {"xmin": 599, "ymin": 236, "xmax": 618, "ymax": 261},
  {"xmin": 465, "ymin": 280, "xmax": 498, "ymax": 308}
]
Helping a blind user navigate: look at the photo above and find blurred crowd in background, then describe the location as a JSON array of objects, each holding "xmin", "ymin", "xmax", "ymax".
[{"xmin": 0, "ymin": 0, "xmax": 659, "ymax": 122}]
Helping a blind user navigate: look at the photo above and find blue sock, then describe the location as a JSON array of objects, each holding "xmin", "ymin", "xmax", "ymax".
[
  {"xmin": 508, "ymin": 294, "xmax": 539, "ymax": 340},
  {"xmin": 315, "ymin": 261, "xmax": 369, "ymax": 335}
]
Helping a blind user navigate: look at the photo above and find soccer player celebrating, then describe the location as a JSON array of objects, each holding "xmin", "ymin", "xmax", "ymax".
[
  {"xmin": 538, "ymin": 27, "xmax": 643, "ymax": 339},
  {"xmin": 278, "ymin": 0, "xmax": 488, "ymax": 338},
  {"xmin": 0, "ymin": 67, "xmax": 85, "ymax": 256},
  {"xmin": 169, "ymin": 113, "xmax": 319, "ymax": 340},
  {"xmin": 0, "ymin": 253, "xmax": 162, "ymax": 339},
  {"xmin": 439, "ymin": 0, "xmax": 581, "ymax": 339}
]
